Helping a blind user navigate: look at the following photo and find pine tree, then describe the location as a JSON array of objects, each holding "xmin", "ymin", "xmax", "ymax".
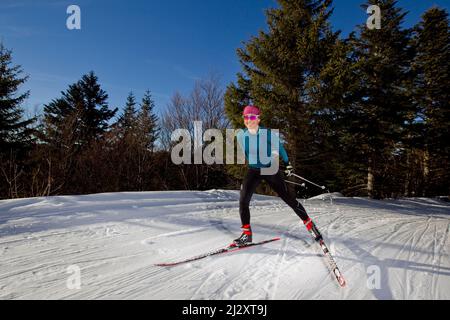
[
  {"xmin": 132, "ymin": 90, "xmax": 160, "ymax": 190},
  {"xmin": 0, "ymin": 43, "xmax": 35, "ymax": 199},
  {"xmin": 341, "ymin": 0, "xmax": 415, "ymax": 198},
  {"xmin": 412, "ymin": 7, "xmax": 450, "ymax": 196},
  {"xmin": 117, "ymin": 92, "xmax": 138, "ymax": 136},
  {"xmin": 43, "ymin": 71, "xmax": 117, "ymax": 148},
  {"xmin": 0, "ymin": 43, "xmax": 34, "ymax": 153},
  {"xmin": 40, "ymin": 72, "xmax": 117, "ymax": 195},
  {"xmin": 308, "ymin": 38, "xmax": 366, "ymax": 195},
  {"xmin": 137, "ymin": 90, "xmax": 159, "ymax": 152},
  {"xmin": 224, "ymin": 0, "xmax": 340, "ymax": 195}
]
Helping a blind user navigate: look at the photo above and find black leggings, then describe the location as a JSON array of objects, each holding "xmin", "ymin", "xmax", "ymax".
[{"xmin": 239, "ymin": 168, "xmax": 310, "ymax": 226}]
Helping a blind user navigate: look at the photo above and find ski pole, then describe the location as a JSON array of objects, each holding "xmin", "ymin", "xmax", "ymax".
[
  {"xmin": 288, "ymin": 172, "xmax": 327, "ymax": 191},
  {"xmin": 284, "ymin": 179, "xmax": 306, "ymax": 188},
  {"xmin": 287, "ymin": 172, "xmax": 333, "ymax": 205}
]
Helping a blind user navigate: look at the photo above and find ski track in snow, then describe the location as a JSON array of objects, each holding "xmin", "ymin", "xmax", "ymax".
[{"xmin": 0, "ymin": 190, "xmax": 449, "ymax": 300}]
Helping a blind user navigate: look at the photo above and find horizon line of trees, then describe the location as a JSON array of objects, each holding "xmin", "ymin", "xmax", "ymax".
[{"xmin": 1, "ymin": 0, "xmax": 449, "ymax": 200}]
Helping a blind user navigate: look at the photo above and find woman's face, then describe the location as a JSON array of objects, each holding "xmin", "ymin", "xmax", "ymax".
[{"xmin": 244, "ymin": 114, "xmax": 260, "ymax": 130}]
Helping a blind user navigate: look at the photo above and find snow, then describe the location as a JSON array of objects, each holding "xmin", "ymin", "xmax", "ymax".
[{"xmin": 0, "ymin": 190, "xmax": 449, "ymax": 300}]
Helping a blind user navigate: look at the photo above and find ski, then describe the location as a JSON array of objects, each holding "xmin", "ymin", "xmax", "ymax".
[
  {"xmin": 154, "ymin": 237, "xmax": 281, "ymax": 267},
  {"xmin": 316, "ymin": 238, "xmax": 346, "ymax": 287}
]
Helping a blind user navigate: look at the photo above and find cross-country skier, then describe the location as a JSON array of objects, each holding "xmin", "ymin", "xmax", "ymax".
[{"xmin": 232, "ymin": 105, "xmax": 323, "ymax": 247}]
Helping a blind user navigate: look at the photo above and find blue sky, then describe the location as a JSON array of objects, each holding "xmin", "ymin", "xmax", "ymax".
[{"xmin": 1, "ymin": 0, "xmax": 449, "ymax": 119}]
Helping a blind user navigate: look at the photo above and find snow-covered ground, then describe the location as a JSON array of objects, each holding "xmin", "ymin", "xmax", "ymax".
[{"xmin": 0, "ymin": 190, "xmax": 449, "ymax": 300}]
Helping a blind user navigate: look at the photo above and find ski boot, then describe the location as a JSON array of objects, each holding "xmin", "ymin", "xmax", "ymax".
[
  {"xmin": 231, "ymin": 224, "xmax": 253, "ymax": 247},
  {"xmin": 303, "ymin": 218, "xmax": 323, "ymax": 242}
]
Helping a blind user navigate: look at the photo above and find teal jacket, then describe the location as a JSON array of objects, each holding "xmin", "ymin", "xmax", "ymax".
[{"xmin": 236, "ymin": 127, "xmax": 289, "ymax": 169}]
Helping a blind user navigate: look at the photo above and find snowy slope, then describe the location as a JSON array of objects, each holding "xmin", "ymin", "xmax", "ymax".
[{"xmin": 0, "ymin": 190, "xmax": 449, "ymax": 300}]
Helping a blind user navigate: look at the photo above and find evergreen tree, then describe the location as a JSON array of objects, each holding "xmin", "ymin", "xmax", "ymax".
[
  {"xmin": 117, "ymin": 92, "xmax": 138, "ymax": 136},
  {"xmin": 224, "ymin": 0, "xmax": 340, "ymax": 196},
  {"xmin": 134, "ymin": 90, "xmax": 160, "ymax": 190},
  {"xmin": 0, "ymin": 43, "xmax": 35, "ymax": 199},
  {"xmin": 0, "ymin": 43, "xmax": 34, "ymax": 153},
  {"xmin": 308, "ymin": 38, "xmax": 366, "ymax": 195},
  {"xmin": 137, "ymin": 90, "xmax": 159, "ymax": 152},
  {"xmin": 43, "ymin": 71, "xmax": 117, "ymax": 148},
  {"xmin": 412, "ymin": 7, "xmax": 450, "ymax": 196},
  {"xmin": 341, "ymin": 0, "xmax": 415, "ymax": 198},
  {"xmin": 40, "ymin": 72, "xmax": 117, "ymax": 195}
]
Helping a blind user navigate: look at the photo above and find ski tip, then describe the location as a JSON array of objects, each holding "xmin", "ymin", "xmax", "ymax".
[
  {"xmin": 338, "ymin": 278, "xmax": 347, "ymax": 287},
  {"xmin": 263, "ymin": 237, "xmax": 281, "ymax": 243},
  {"xmin": 256, "ymin": 237, "xmax": 281, "ymax": 244}
]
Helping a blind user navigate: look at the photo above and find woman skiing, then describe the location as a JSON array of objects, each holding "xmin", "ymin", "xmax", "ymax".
[{"xmin": 232, "ymin": 105, "xmax": 323, "ymax": 247}]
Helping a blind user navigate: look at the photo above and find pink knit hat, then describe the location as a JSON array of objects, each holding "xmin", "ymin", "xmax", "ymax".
[{"xmin": 243, "ymin": 105, "xmax": 260, "ymax": 116}]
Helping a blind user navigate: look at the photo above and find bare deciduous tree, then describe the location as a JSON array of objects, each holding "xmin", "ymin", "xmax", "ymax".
[{"xmin": 160, "ymin": 73, "xmax": 230, "ymax": 190}]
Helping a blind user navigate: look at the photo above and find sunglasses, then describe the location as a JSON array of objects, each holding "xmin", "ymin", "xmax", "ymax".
[{"xmin": 243, "ymin": 115, "xmax": 260, "ymax": 121}]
